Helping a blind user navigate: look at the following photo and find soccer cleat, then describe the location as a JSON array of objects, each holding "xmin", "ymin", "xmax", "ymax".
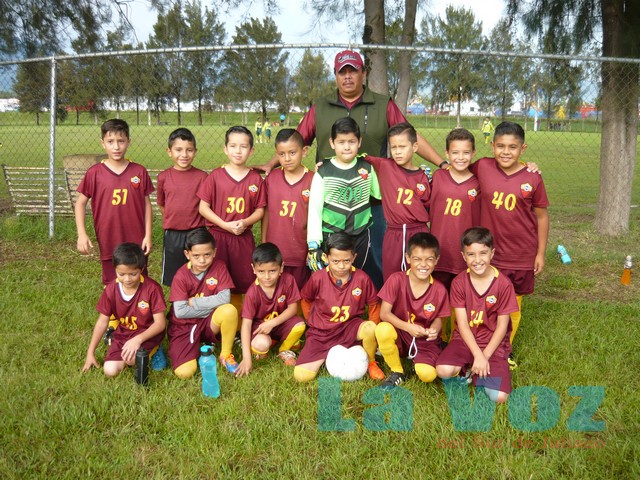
[
  {"xmin": 103, "ymin": 326, "xmax": 115, "ymax": 346},
  {"xmin": 381, "ymin": 371, "xmax": 407, "ymax": 389},
  {"xmin": 367, "ymin": 361, "xmax": 385, "ymax": 381},
  {"xmin": 150, "ymin": 345, "xmax": 167, "ymax": 371},
  {"xmin": 220, "ymin": 354, "xmax": 239, "ymax": 374},
  {"xmin": 508, "ymin": 353, "xmax": 518, "ymax": 370},
  {"xmin": 457, "ymin": 369, "xmax": 473, "ymax": 384},
  {"xmin": 278, "ymin": 350, "xmax": 297, "ymax": 367}
]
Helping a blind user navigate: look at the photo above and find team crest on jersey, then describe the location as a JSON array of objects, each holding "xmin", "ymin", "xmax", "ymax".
[
  {"xmin": 138, "ymin": 300, "xmax": 149, "ymax": 314},
  {"xmin": 277, "ymin": 295, "xmax": 286, "ymax": 304},
  {"xmin": 206, "ymin": 277, "xmax": 218, "ymax": 291},
  {"xmin": 423, "ymin": 303, "xmax": 436, "ymax": 318},
  {"xmin": 416, "ymin": 183, "xmax": 426, "ymax": 196},
  {"xmin": 301, "ymin": 189, "xmax": 310, "ymax": 203},
  {"xmin": 131, "ymin": 176, "xmax": 141, "ymax": 189},
  {"xmin": 357, "ymin": 168, "xmax": 369, "ymax": 180},
  {"xmin": 486, "ymin": 295, "xmax": 497, "ymax": 308},
  {"xmin": 468, "ymin": 188, "xmax": 478, "ymax": 202},
  {"xmin": 352, "ymin": 287, "xmax": 362, "ymax": 298},
  {"xmin": 520, "ymin": 183, "xmax": 533, "ymax": 197},
  {"xmin": 248, "ymin": 184, "xmax": 258, "ymax": 196}
]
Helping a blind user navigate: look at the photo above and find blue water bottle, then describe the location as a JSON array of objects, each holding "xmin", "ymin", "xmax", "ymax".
[
  {"xmin": 557, "ymin": 245, "xmax": 572, "ymax": 264},
  {"xmin": 198, "ymin": 345, "xmax": 220, "ymax": 398}
]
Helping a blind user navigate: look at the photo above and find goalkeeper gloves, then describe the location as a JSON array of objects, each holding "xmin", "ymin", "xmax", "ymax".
[{"xmin": 307, "ymin": 241, "xmax": 328, "ymax": 272}]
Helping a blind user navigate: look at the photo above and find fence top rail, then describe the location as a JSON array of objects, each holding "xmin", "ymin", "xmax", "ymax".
[{"xmin": 1, "ymin": 43, "xmax": 638, "ymax": 67}]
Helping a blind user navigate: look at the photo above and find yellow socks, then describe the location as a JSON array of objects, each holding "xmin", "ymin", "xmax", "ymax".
[
  {"xmin": 211, "ymin": 304, "xmax": 238, "ymax": 358},
  {"xmin": 279, "ymin": 323, "xmax": 306, "ymax": 352},
  {"xmin": 357, "ymin": 320, "xmax": 378, "ymax": 362},
  {"xmin": 375, "ymin": 321, "xmax": 403, "ymax": 373},
  {"xmin": 509, "ymin": 295, "xmax": 523, "ymax": 343}
]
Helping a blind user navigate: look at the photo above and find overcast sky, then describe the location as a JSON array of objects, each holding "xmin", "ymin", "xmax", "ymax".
[{"xmin": 124, "ymin": 0, "xmax": 507, "ymax": 45}]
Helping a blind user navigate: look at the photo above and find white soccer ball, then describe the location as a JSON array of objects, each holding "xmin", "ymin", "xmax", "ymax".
[{"xmin": 325, "ymin": 345, "xmax": 369, "ymax": 381}]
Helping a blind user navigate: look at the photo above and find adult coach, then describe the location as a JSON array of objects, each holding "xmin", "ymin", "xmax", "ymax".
[{"xmin": 259, "ymin": 50, "xmax": 446, "ymax": 286}]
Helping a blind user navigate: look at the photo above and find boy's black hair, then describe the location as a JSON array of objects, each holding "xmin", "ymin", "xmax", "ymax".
[
  {"xmin": 252, "ymin": 242, "xmax": 283, "ymax": 265},
  {"xmin": 461, "ymin": 227, "xmax": 494, "ymax": 250},
  {"xmin": 185, "ymin": 228, "xmax": 216, "ymax": 251},
  {"xmin": 225, "ymin": 125, "xmax": 254, "ymax": 148},
  {"xmin": 112, "ymin": 242, "xmax": 146, "ymax": 269},
  {"xmin": 168, "ymin": 128, "xmax": 197, "ymax": 149},
  {"xmin": 406, "ymin": 232, "xmax": 440, "ymax": 257},
  {"xmin": 387, "ymin": 122, "xmax": 417, "ymax": 144},
  {"xmin": 446, "ymin": 128, "xmax": 476, "ymax": 151},
  {"xmin": 331, "ymin": 117, "xmax": 360, "ymax": 140},
  {"xmin": 101, "ymin": 119, "xmax": 130, "ymax": 139},
  {"xmin": 325, "ymin": 232, "xmax": 355, "ymax": 254},
  {"xmin": 274, "ymin": 128, "xmax": 305, "ymax": 148},
  {"xmin": 494, "ymin": 121, "xmax": 525, "ymax": 143}
]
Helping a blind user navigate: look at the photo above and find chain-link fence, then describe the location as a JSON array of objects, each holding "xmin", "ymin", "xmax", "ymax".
[{"xmin": 0, "ymin": 44, "xmax": 638, "ymax": 233}]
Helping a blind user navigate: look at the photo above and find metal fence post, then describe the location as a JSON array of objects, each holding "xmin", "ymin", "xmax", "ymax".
[{"xmin": 48, "ymin": 56, "xmax": 57, "ymax": 238}]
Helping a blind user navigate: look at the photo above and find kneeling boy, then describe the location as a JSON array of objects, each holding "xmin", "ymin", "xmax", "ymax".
[
  {"xmin": 167, "ymin": 228, "xmax": 239, "ymax": 378},
  {"xmin": 236, "ymin": 243, "xmax": 307, "ymax": 376},
  {"xmin": 294, "ymin": 233, "xmax": 385, "ymax": 382},
  {"xmin": 376, "ymin": 233, "xmax": 449, "ymax": 387},
  {"xmin": 436, "ymin": 227, "xmax": 518, "ymax": 403},
  {"xmin": 82, "ymin": 243, "xmax": 166, "ymax": 377}
]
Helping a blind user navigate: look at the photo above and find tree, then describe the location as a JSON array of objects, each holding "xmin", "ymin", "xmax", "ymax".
[
  {"xmin": 14, "ymin": 63, "xmax": 50, "ymax": 125},
  {"xmin": 417, "ymin": 6, "xmax": 486, "ymax": 127},
  {"xmin": 222, "ymin": 17, "xmax": 288, "ymax": 118},
  {"xmin": 509, "ymin": 0, "xmax": 640, "ymax": 235},
  {"xmin": 291, "ymin": 49, "xmax": 333, "ymax": 111}
]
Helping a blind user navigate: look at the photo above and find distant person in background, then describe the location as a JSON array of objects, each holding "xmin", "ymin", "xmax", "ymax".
[
  {"xmin": 481, "ymin": 116, "xmax": 494, "ymax": 144},
  {"xmin": 254, "ymin": 117, "xmax": 263, "ymax": 144},
  {"xmin": 264, "ymin": 118, "xmax": 272, "ymax": 143}
]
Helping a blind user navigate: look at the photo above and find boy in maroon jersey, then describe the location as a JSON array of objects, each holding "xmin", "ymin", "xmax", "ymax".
[
  {"xmin": 198, "ymin": 126, "xmax": 266, "ymax": 315},
  {"xmin": 469, "ymin": 122, "xmax": 549, "ymax": 369},
  {"xmin": 375, "ymin": 232, "xmax": 450, "ymax": 388},
  {"xmin": 430, "ymin": 128, "xmax": 481, "ymax": 341},
  {"xmin": 167, "ymin": 228, "xmax": 239, "ymax": 377},
  {"xmin": 157, "ymin": 128, "xmax": 208, "ymax": 287},
  {"xmin": 236, "ymin": 243, "xmax": 306, "ymax": 376},
  {"xmin": 82, "ymin": 243, "xmax": 167, "ymax": 377},
  {"xmin": 262, "ymin": 129, "xmax": 314, "ymax": 290},
  {"xmin": 294, "ymin": 233, "xmax": 385, "ymax": 382},
  {"xmin": 436, "ymin": 227, "xmax": 519, "ymax": 403},
  {"xmin": 75, "ymin": 119, "xmax": 154, "ymax": 286},
  {"xmin": 363, "ymin": 123, "xmax": 430, "ymax": 281}
]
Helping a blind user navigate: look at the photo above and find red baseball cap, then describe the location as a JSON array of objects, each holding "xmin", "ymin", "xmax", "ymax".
[{"xmin": 334, "ymin": 50, "xmax": 364, "ymax": 72}]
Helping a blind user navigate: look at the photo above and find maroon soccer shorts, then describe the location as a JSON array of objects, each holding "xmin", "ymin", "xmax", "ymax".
[
  {"xmin": 284, "ymin": 265, "xmax": 311, "ymax": 291},
  {"xmin": 250, "ymin": 315, "xmax": 304, "ymax": 343},
  {"xmin": 395, "ymin": 328, "xmax": 442, "ymax": 367},
  {"xmin": 382, "ymin": 224, "xmax": 429, "ymax": 281},
  {"xmin": 498, "ymin": 268, "xmax": 535, "ymax": 295},
  {"xmin": 209, "ymin": 229, "xmax": 255, "ymax": 294},
  {"xmin": 167, "ymin": 318, "xmax": 220, "ymax": 369},
  {"xmin": 296, "ymin": 318, "xmax": 366, "ymax": 365},
  {"xmin": 105, "ymin": 328, "xmax": 164, "ymax": 363}
]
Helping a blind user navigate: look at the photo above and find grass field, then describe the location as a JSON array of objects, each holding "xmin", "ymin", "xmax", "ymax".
[{"xmin": 1, "ymin": 113, "xmax": 639, "ymax": 478}]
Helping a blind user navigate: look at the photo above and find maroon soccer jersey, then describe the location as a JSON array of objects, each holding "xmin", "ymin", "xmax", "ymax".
[
  {"xmin": 449, "ymin": 267, "xmax": 519, "ymax": 357},
  {"xmin": 196, "ymin": 166, "xmax": 267, "ymax": 231},
  {"xmin": 168, "ymin": 259, "xmax": 235, "ymax": 324},
  {"xmin": 156, "ymin": 167, "xmax": 208, "ymax": 230},
  {"xmin": 241, "ymin": 271, "xmax": 302, "ymax": 322},
  {"xmin": 264, "ymin": 168, "xmax": 314, "ymax": 267},
  {"xmin": 301, "ymin": 267, "xmax": 378, "ymax": 334},
  {"xmin": 77, "ymin": 161, "xmax": 154, "ymax": 260},
  {"xmin": 430, "ymin": 169, "xmax": 481, "ymax": 275},
  {"xmin": 364, "ymin": 156, "xmax": 430, "ymax": 226},
  {"xmin": 378, "ymin": 270, "xmax": 450, "ymax": 329},
  {"xmin": 96, "ymin": 275, "xmax": 166, "ymax": 333},
  {"xmin": 471, "ymin": 157, "xmax": 549, "ymax": 270}
]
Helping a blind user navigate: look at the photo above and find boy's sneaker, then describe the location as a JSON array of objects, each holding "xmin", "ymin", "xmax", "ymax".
[
  {"xmin": 508, "ymin": 353, "xmax": 518, "ymax": 370},
  {"xmin": 220, "ymin": 354, "xmax": 239, "ymax": 374},
  {"xmin": 457, "ymin": 369, "xmax": 473, "ymax": 384},
  {"xmin": 368, "ymin": 361, "xmax": 385, "ymax": 381},
  {"xmin": 278, "ymin": 350, "xmax": 297, "ymax": 367},
  {"xmin": 103, "ymin": 326, "xmax": 115, "ymax": 346},
  {"xmin": 150, "ymin": 345, "xmax": 167, "ymax": 371},
  {"xmin": 381, "ymin": 371, "xmax": 406, "ymax": 389}
]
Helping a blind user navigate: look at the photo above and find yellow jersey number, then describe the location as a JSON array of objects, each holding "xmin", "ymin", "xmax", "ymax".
[
  {"xmin": 111, "ymin": 188, "xmax": 128, "ymax": 206},
  {"xmin": 329, "ymin": 306, "xmax": 350, "ymax": 323},
  {"xmin": 469, "ymin": 310, "xmax": 484, "ymax": 327},
  {"xmin": 396, "ymin": 188, "xmax": 414, "ymax": 205},
  {"xmin": 119, "ymin": 315, "xmax": 138, "ymax": 331},
  {"xmin": 226, "ymin": 196, "xmax": 246, "ymax": 214},
  {"xmin": 491, "ymin": 192, "xmax": 516, "ymax": 211},
  {"xmin": 279, "ymin": 200, "xmax": 297, "ymax": 217},
  {"xmin": 444, "ymin": 198, "xmax": 462, "ymax": 216}
]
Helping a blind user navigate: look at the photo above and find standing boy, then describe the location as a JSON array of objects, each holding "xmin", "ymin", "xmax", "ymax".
[
  {"xmin": 294, "ymin": 233, "xmax": 385, "ymax": 382},
  {"xmin": 307, "ymin": 116, "xmax": 382, "ymax": 288},
  {"xmin": 262, "ymin": 129, "xmax": 314, "ymax": 289},
  {"xmin": 436, "ymin": 227, "xmax": 519, "ymax": 403},
  {"xmin": 82, "ymin": 243, "xmax": 166, "ymax": 377},
  {"xmin": 156, "ymin": 128, "xmax": 208, "ymax": 286},
  {"xmin": 75, "ymin": 119, "xmax": 154, "ymax": 285},
  {"xmin": 363, "ymin": 123, "xmax": 431, "ymax": 281},
  {"xmin": 236, "ymin": 243, "xmax": 306, "ymax": 376},
  {"xmin": 198, "ymin": 126, "xmax": 266, "ymax": 312},
  {"xmin": 481, "ymin": 117, "xmax": 494, "ymax": 144},
  {"xmin": 167, "ymin": 228, "xmax": 239, "ymax": 378},
  {"xmin": 470, "ymin": 121, "xmax": 549, "ymax": 368},
  {"xmin": 375, "ymin": 233, "xmax": 450, "ymax": 387}
]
